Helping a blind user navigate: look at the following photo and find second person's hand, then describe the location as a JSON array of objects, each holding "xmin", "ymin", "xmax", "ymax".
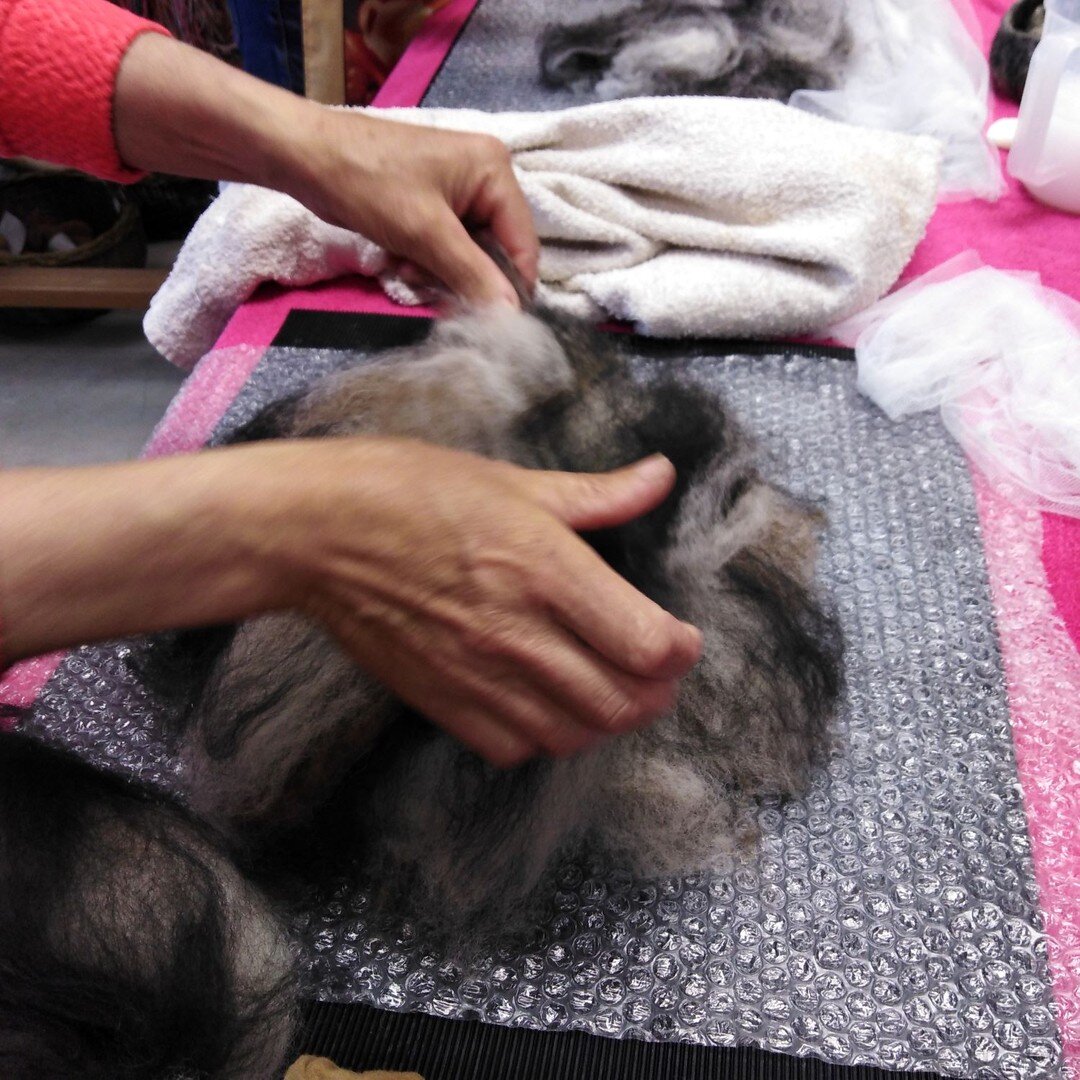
[{"xmin": 251, "ymin": 437, "xmax": 703, "ymax": 766}]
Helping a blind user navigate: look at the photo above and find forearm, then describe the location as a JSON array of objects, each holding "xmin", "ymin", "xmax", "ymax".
[
  {"xmin": 0, "ymin": 448, "xmax": 292, "ymax": 664},
  {"xmin": 113, "ymin": 31, "xmax": 318, "ymax": 193},
  {"xmin": 0, "ymin": 433, "xmax": 701, "ymax": 763},
  {"xmin": 111, "ymin": 32, "xmax": 537, "ymax": 304}
]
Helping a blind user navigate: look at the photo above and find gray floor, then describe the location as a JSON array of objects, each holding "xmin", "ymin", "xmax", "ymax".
[
  {"xmin": 0, "ymin": 249, "xmax": 186, "ymax": 468},
  {"xmin": 0, "ymin": 310, "xmax": 184, "ymax": 467}
]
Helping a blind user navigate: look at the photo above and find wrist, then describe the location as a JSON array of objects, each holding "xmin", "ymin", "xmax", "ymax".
[
  {"xmin": 241, "ymin": 436, "xmax": 446, "ymax": 621},
  {"xmin": 166, "ymin": 447, "xmax": 288, "ymax": 616},
  {"xmin": 113, "ymin": 32, "xmax": 316, "ymax": 188},
  {"xmin": 239, "ymin": 438, "xmax": 384, "ymax": 608},
  {"xmin": 239, "ymin": 86, "xmax": 325, "ymax": 197},
  {"xmin": 268, "ymin": 105, "xmax": 379, "ymax": 225},
  {"xmin": 0, "ymin": 451, "xmax": 286, "ymax": 661}
]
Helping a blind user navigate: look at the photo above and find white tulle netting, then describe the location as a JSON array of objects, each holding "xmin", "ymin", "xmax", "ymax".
[
  {"xmin": 832, "ymin": 252, "xmax": 1080, "ymax": 518},
  {"xmin": 790, "ymin": 0, "xmax": 1005, "ymax": 201}
]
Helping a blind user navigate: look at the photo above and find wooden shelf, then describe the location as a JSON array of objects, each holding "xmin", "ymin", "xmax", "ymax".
[{"xmin": 0, "ymin": 266, "xmax": 169, "ymax": 309}]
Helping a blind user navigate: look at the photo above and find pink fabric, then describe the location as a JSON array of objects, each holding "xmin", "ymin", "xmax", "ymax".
[
  {"xmin": 0, "ymin": 653, "xmax": 62, "ymax": 715},
  {"xmin": 143, "ymin": 343, "xmax": 270, "ymax": 457},
  {"xmin": 372, "ymin": 0, "xmax": 481, "ymax": 108},
  {"xmin": 213, "ymin": 276, "xmax": 434, "ymax": 354},
  {"xmin": 903, "ymin": 0, "xmax": 1080, "ymax": 296},
  {"xmin": 1043, "ymin": 513, "xmax": 1080, "ymax": 654},
  {"xmin": 973, "ymin": 474, "xmax": 1080, "ymax": 1069},
  {"xmin": 895, "ymin": 7, "xmax": 1080, "ymax": 1051},
  {"xmin": 912, "ymin": 3, "xmax": 1080, "ymax": 692},
  {"xmin": 0, "ymin": 0, "xmax": 168, "ymax": 182}
]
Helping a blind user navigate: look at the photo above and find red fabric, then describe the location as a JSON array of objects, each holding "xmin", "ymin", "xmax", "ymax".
[{"xmin": 0, "ymin": 0, "xmax": 169, "ymax": 182}]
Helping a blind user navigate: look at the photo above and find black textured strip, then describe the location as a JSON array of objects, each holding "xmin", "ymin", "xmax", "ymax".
[
  {"xmin": 271, "ymin": 309, "xmax": 856, "ymax": 362},
  {"xmin": 628, "ymin": 335, "xmax": 856, "ymax": 363},
  {"xmin": 273, "ymin": 309, "xmax": 433, "ymax": 350},
  {"xmin": 293, "ymin": 1000, "xmax": 955, "ymax": 1080}
]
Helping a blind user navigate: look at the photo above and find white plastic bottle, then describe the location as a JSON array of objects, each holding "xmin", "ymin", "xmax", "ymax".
[{"xmin": 1007, "ymin": 0, "xmax": 1080, "ymax": 213}]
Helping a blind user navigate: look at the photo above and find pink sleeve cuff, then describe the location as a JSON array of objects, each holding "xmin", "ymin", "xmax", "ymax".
[{"xmin": 0, "ymin": 0, "xmax": 171, "ymax": 183}]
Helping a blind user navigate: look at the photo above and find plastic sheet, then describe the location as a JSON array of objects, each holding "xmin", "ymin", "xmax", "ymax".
[
  {"xmin": 23, "ymin": 341, "xmax": 1065, "ymax": 1079},
  {"xmin": 832, "ymin": 252, "xmax": 1080, "ymax": 518},
  {"xmin": 791, "ymin": 0, "xmax": 1005, "ymax": 201}
]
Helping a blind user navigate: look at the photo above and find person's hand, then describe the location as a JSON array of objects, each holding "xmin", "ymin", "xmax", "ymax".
[
  {"xmin": 284, "ymin": 110, "xmax": 538, "ymax": 307},
  {"xmin": 258, "ymin": 437, "xmax": 703, "ymax": 766},
  {"xmin": 0, "ymin": 439, "xmax": 700, "ymax": 765},
  {"xmin": 112, "ymin": 33, "xmax": 537, "ymax": 306}
]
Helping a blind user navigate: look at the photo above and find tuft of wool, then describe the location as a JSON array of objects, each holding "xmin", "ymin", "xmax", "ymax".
[
  {"xmin": 539, "ymin": 0, "xmax": 852, "ymax": 102},
  {"xmin": 145, "ymin": 299, "xmax": 844, "ymax": 950},
  {"xmin": 1, "ymin": 290, "xmax": 842, "ymax": 1076},
  {"xmin": 0, "ymin": 731, "xmax": 297, "ymax": 1079}
]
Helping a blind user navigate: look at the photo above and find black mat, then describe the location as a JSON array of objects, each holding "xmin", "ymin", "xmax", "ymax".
[{"xmin": 293, "ymin": 1000, "xmax": 956, "ymax": 1080}]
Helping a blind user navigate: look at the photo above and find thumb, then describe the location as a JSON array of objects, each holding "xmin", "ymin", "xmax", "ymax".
[
  {"xmin": 527, "ymin": 455, "xmax": 677, "ymax": 532},
  {"xmin": 410, "ymin": 209, "xmax": 520, "ymax": 307}
]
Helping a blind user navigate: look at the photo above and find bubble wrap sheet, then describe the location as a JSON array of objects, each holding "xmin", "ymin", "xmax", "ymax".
[
  {"xmin": 26, "ymin": 338, "xmax": 1065, "ymax": 1080},
  {"xmin": 422, "ymin": 0, "xmax": 612, "ymax": 111}
]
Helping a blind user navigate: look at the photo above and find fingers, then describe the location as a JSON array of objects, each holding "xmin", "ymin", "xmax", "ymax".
[
  {"xmin": 464, "ymin": 145, "xmax": 540, "ymax": 291},
  {"xmin": 424, "ymin": 704, "xmax": 538, "ymax": 768},
  {"xmin": 389, "ymin": 126, "xmax": 537, "ymax": 305},
  {"xmin": 472, "ymin": 454, "xmax": 703, "ymax": 683},
  {"xmin": 422, "ymin": 610, "xmax": 685, "ymax": 759},
  {"xmin": 452, "ymin": 680, "xmax": 605, "ymax": 762},
  {"xmin": 462, "ymin": 616, "xmax": 680, "ymax": 736},
  {"xmin": 509, "ymin": 456, "xmax": 702, "ymax": 679},
  {"xmin": 312, "ymin": 114, "xmax": 538, "ymax": 306},
  {"xmin": 378, "ymin": 657, "xmax": 606, "ymax": 767},
  {"xmin": 544, "ymin": 536, "xmax": 703, "ymax": 680},
  {"xmin": 519, "ymin": 455, "xmax": 678, "ymax": 532},
  {"xmin": 388, "ymin": 615, "xmax": 668, "ymax": 761},
  {"xmin": 412, "ymin": 209, "xmax": 522, "ymax": 307},
  {"xmin": 330, "ymin": 594, "xmax": 675, "ymax": 767}
]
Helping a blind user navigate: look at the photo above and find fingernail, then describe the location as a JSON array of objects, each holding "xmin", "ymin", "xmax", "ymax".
[
  {"xmin": 637, "ymin": 454, "xmax": 673, "ymax": 480},
  {"xmin": 682, "ymin": 622, "xmax": 704, "ymax": 657}
]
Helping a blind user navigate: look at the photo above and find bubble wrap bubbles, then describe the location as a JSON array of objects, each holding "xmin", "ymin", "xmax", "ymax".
[
  {"xmin": 830, "ymin": 254, "xmax": 1080, "ymax": 520},
  {"xmin": 26, "ymin": 346, "xmax": 1066, "ymax": 1080}
]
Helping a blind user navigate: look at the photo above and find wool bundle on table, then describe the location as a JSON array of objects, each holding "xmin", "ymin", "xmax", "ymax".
[
  {"xmin": 539, "ymin": 0, "xmax": 852, "ymax": 101},
  {"xmin": 147, "ymin": 297, "xmax": 843, "ymax": 946}
]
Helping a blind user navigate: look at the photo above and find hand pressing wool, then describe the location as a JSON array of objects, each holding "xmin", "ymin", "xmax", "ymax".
[{"xmin": 143, "ymin": 260, "xmax": 843, "ymax": 949}]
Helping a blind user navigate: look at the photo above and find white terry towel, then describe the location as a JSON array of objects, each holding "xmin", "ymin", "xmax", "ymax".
[{"xmin": 145, "ymin": 97, "xmax": 941, "ymax": 369}]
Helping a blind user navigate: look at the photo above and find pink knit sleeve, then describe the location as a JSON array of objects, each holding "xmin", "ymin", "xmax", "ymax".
[{"xmin": 0, "ymin": 0, "xmax": 171, "ymax": 183}]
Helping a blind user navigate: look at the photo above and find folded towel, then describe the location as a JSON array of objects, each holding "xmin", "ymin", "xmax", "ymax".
[{"xmin": 145, "ymin": 97, "xmax": 941, "ymax": 369}]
